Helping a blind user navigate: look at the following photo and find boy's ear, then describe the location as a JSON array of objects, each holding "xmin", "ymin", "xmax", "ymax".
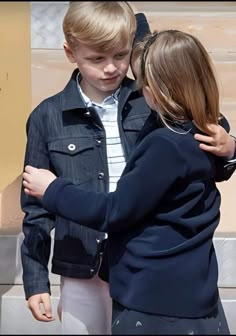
[
  {"xmin": 143, "ymin": 86, "xmax": 156, "ymax": 110},
  {"xmin": 63, "ymin": 42, "xmax": 76, "ymax": 63}
]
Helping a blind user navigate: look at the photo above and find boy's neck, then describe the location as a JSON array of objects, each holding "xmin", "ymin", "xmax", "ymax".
[{"xmin": 80, "ymin": 78, "xmax": 119, "ymax": 104}]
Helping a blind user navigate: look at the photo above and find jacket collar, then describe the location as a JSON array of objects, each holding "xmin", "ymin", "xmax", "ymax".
[
  {"xmin": 61, "ymin": 69, "xmax": 85, "ymax": 112},
  {"xmin": 61, "ymin": 68, "xmax": 137, "ymax": 114}
]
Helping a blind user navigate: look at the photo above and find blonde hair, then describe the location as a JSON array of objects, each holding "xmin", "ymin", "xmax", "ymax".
[
  {"xmin": 137, "ymin": 30, "xmax": 220, "ymax": 135},
  {"xmin": 63, "ymin": 2, "xmax": 136, "ymax": 51}
]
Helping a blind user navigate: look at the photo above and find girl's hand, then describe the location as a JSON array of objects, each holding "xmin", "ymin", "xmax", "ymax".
[
  {"xmin": 23, "ymin": 165, "xmax": 57, "ymax": 198},
  {"xmin": 194, "ymin": 124, "xmax": 235, "ymax": 159}
]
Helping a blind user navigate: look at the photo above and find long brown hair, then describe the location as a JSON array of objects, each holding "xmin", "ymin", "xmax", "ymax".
[{"xmin": 137, "ymin": 30, "xmax": 220, "ymax": 134}]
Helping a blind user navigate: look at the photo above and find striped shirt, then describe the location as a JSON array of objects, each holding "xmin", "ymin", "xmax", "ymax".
[{"xmin": 76, "ymin": 75, "xmax": 126, "ymax": 192}]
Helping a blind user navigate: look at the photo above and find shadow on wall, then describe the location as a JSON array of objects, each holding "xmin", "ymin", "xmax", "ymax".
[
  {"xmin": 31, "ymin": 49, "xmax": 75, "ymax": 109},
  {"xmin": 0, "ymin": 175, "xmax": 25, "ymax": 330},
  {"xmin": 0, "ymin": 174, "xmax": 24, "ymax": 284},
  {"xmin": 0, "ymin": 175, "xmax": 24, "ymax": 234}
]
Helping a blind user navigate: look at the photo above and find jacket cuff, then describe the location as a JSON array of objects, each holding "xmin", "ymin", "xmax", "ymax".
[
  {"xmin": 225, "ymin": 135, "xmax": 236, "ymax": 162},
  {"xmin": 24, "ymin": 281, "xmax": 51, "ymax": 300}
]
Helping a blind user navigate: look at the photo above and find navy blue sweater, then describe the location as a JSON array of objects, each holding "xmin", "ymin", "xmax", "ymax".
[{"xmin": 42, "ymin": 120, "xmax": 221, "ymax": 318}]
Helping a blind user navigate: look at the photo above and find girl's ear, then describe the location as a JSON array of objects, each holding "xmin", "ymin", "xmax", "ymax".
[
  {"xmin": 143, "ymin": 86, "xmax": 156, "ymax": 110},
  {"xmin": 63, "ymin": 42, "xmax": 76, "ymax": 63}
]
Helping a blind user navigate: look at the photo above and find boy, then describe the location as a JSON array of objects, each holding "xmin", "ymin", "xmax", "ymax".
[{"xmin": 21, "ymin": 2, "xmax": 149, "ymax": 334}]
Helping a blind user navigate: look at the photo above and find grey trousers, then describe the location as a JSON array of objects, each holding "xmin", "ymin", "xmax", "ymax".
[{"xmin": 58, "ymin": 275, "xmax": 112, "ymax": 334}]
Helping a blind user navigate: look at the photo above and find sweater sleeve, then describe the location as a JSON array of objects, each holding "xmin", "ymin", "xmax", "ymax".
[{"xmin": 42, "ymin": 134, "xmax": 186, "ymax": 233}]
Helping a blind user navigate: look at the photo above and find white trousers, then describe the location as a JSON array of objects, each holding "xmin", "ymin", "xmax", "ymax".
[{"xmin": 58, "ymin": 274, "xmax": 112, "ymax": 335}]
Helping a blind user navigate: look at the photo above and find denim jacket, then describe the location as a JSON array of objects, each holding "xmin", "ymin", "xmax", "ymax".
[{"xmin": 20, "ymin": 69, "xmax": 151, "ymax": 299}]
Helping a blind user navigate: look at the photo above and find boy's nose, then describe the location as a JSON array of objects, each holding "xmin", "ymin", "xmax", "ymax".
[{"xmin": 104, "ymin": 63, "xmax": 117, "ymax": 74}]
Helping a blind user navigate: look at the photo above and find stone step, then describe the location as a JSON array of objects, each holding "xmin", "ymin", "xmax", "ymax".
[
  {"xmin": 0, "ymin": 284, "xmax": 235, "ymax": 334},
  {"xmin": 0, "ymin": 284, "xmax": 60, "ymax": 334},
  {"xmin": 214, "ymin": 232, "xmax": 236, "ymax": 287},
  {"xmin": 0, "ymin": 231, "xmax": 235, "ymax": 287},
  {"xmin": 220, "ymin": 288, "xmax": 236, "ymax": 334},
  {"xmin": 216, "ymin": 172, "xmax": 236, "ymax": 234}
]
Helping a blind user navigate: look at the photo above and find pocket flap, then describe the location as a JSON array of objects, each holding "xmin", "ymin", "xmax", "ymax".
[{"xmin": 48, "ymin": 137, "xmax": 94, "ymax": 156}]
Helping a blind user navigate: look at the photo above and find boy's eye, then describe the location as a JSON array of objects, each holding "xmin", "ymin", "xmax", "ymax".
[
  {"xmin": 116, "ymin": 54, "xmax": 124, "ymax": 59},
  {"xmin": 90, "ymin": 57, "xmax": 104, "ymax": 63},
  {"xmin": 116, "ymin": 53, "xmax": 128, "ymax": 59}
]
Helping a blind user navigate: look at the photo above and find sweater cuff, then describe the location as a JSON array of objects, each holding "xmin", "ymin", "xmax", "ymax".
[{"xmin": 42, "ymin": 177, "xmax": 71, "ymax": 213}]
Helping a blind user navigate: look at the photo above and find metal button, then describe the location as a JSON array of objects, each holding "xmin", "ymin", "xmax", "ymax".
[
  {"xmin": 90, "ymin": 268, "xmax": 94, "ymax": 274},
  {"xmin": 68, "ymin": 144, "xmax": 76, "ymax": 151},
  {"xmin": 96, "ymin": 139, "xmax": 102, "ymax": 145},
  {"xmin": 96, "ymin": 238, "xmax": 101, "ymax": 243},
  {"xmin": 227, "ymin": 165, "xmax": 234, "ymax": 171},
  {"xmin": 84, "ymin": 111, "xmax": 91, "ymax": 117},
  {"xmin": 98, "ymin": 172, "xmax": 104, "ymax": 179}
]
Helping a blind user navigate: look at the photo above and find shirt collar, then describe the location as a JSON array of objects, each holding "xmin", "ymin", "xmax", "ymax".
[{"xmin": 76, "ymin": 72, "xmax": 120, "ymax": 107}]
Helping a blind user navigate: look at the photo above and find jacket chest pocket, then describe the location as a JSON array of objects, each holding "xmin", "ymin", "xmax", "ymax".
[{"xmin": 48, "ymin": 137, "xmax": 95, "ymax": 184}]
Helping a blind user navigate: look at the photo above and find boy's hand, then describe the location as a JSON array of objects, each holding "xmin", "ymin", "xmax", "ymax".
[
  {"xmin": 194, "ymin": 124, "xmax": 236, "ymax": 159},
  {"xmin": 27, "ymin": 293, "xmax": 55, "ymax": 322},
  {"xmin": 23, "ymin": 165, "xmax": 56, "ymax": 198}
]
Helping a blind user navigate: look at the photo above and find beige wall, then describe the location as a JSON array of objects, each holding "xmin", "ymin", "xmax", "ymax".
[{"xmin": 0, "ymin": 2, "xmax": 31, "ymax": 230}]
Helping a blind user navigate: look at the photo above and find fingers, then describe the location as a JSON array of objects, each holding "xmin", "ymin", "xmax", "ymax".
[
  {"xmin": 24, "ymin": 188, "xmax": 32, "ymax": 195},
  {"xmin": 27, "ymin": 294, "xmax": 55, "ymax": 322},
  {"xmin": 22, "ymin": 179, "xmax": 32, "ymax": 195},
  {"xmin": 22, "ymin": 178, "xmax": 29, "ymax": 187},
  {"xmin": 23, "ymin": 166, "xmax": 39, "ymax": 179},
  {"xmin": 194, "ymin": 133, "xmax": 214, "ymax": 145},
  {"xmin": 23, "ymin": 171, "xmax": 31, "ymax": 184},
  {"xmin": 194, "ymin": 127, "xmax": 233, "ymax": 158},
  {"xmin": 198, "ymin": 143, "xmax": 218, "ymax": 155},
  {"xmin": 24, "ymin": 165, "xmax": 37, "ymax": 173},
  {"xmin": 41, "ymin": 293, "xmax": 54, "ymax": 320},
  {"xmin": 22, "ymin": 180, "xmax": 38, "ymax": 197},
  {"xmin": 43, "ymin": 299, "xmax": 54, "ymax": 320},
  {"xmin": 22, "ymin": 169, "xmax": 36, "ymax": 195}
]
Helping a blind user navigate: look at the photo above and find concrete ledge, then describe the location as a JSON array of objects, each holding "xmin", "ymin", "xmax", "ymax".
[
  {"xmin": 214, "ymin": 232, "xmax": 236, "ymax": 287},
  {"xmin": 0, "ymin": 285, "xmax": 235, "ymax": 334},
  {"xmin": 0, "ymin": 231, "xmax": 236, "ymax": 287},
  {"xmin": 0, "ymin": 285, "xmax": 60, "ymax": 334},
  {"xmin": 220, "ymin": 287, "xmax": 236, "ymax": 334}
]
